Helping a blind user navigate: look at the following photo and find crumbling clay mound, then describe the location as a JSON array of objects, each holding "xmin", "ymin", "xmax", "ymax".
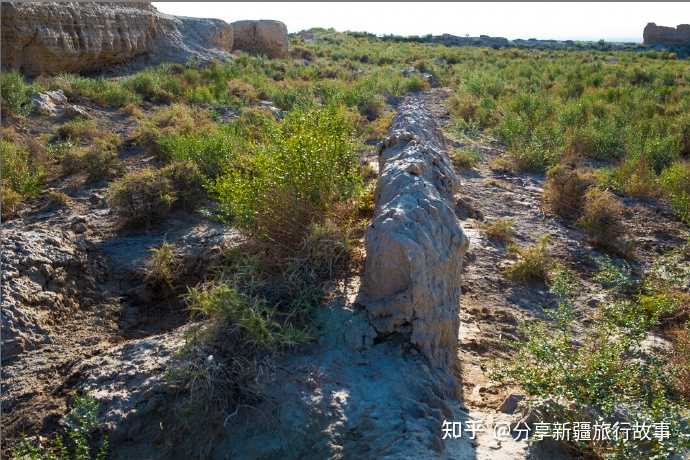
[
  {"xmin": 231, "ymin": 20, "xmax": 289, "ymax": 59},
  {"xmin": 0, "ymin": 2, "xmax": 288, "ymax": 76}
]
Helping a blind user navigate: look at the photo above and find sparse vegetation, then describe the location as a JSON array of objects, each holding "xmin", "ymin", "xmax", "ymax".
[
  {"xmin": 145, "ymin": 242, "xmax": 181, "ymax": 291},
  {"xmin": 543, "ymin": 160, "xmax": 595, "ymax": 219},
  {"xmin": 6, "ymin": 24, "xmax": 690, "ymax": 460},
  {"xmin": 451, "ymin": 147, "xmax": 481, "ymax": 170},
  {"xmin": 496, "ymin": 260, "xmax": 690, "ymax": 459},
  {"xmin": 46, "ymin": 190, "xmax": 70, "ymax": 208},
  {"xmin": 11, "ymin": 394, "xmax": 109, "ymax": 460},
  {"xmin": 57, "ymin": 119, "xmax": 100, "ymax": 143},
  {"xmin": 659, "ymin": 161, "xmax": 690, "ymax": 224}
]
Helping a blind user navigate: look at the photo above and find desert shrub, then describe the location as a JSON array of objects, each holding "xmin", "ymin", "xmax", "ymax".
[
  {"xmin": 227, "ymin": 79, "xmax": 259, "ymax": 103},
  {"xmin": 61, "ymin": 147, "xmax": 88, "ymax": 176},
  {"xmin": 0, "ymin": 140, "xmax": 43, "ymax": 198},
  {"xmin": 145, "ymin": 242, "xmax": 181, "ymax": 291},
  {"xmin": 46, "ymin": 190, "xmax": 70, "ymax": 208},
  {"xmin": 161, "ymin": 160, "xmax": 206, "ymax": 209},
  {"xmin": 82, "ymin": 149, "xmax": 120, "ymax": 183},
  {"xmin": 505, "ymin": 236, "xmax": 552, "ymax": 283},
  {"xmin": 214, "ymin": 105, "xmax": 360, "ymax": 249},
  {"xmin": 577, "ymin": 188, "xmax": 625, "ymax": 251},
  {"xmin": 504, "ymin": 144, "xmax": 559, "ymax": 173},
  {"xmin": 107, "ymin": 168, "xmax": 175, "ymax": 226},
  {"xmin": 132, "ymin": 104, "xmax": 213, "ymax": 160},
  {"xmin": 498, "ymin": 316, "xmax": 689, "ymax": 458},
  {"xmin": 605, "ymin": 156, "xmax": 659, "ymax": 199},
  {"xmin": 659, "ymin": 161, "xmax": 690, "ymax": 224},
  {"xmin": 125, "ymin": 71, "xmax": 176, "ymax": 103},
  {"xmin": 404, "ymin": 75, "xmax": 427, "ymax": 93},
  {"xmin": 451, "ymin": 148, "xmax": 481, "ymax": 170},
  {"xmin": 1, "ymin": 71, "xmax": 35, "ymax": 116},
  {"xmin": 567, "ymin": 120, "xmax": 625, "ymax": 161},
  {"xmin": 62, "ymin": 136, "xmax": 121, "ymax": 181},
  {"xmin": 187, "ymin": 283, "xmax": 290, "ymax": 348},
  {"xmin": 364, "ymin": 111, "xmax": 395, "ymax": 141},
  {"xmin": 357, "ymin": 93, "xmax": 385, "ymax": 121},
  {"xmin": 670, "ymin": 323, "xmax": 690, "ymax": 399},
  {"xmin": 355, "ymin": 182, "xmax": 376, "ymax": 218},
  {"xmin": 45, "ymin": 140, "xmax": 74, "ymax": 162},
  {"xmin": 1, "ymin": 187, "xmax": 22, "ymax": 220},
  {"xmin": 57, "ymin": 119, "xmax": 100, "ymax": 142},
  {"xmin": 11, "ymin": 394, "xmax": 108, "ymax": 460},
  {"xmin": 482, "ymin": 218, "xmax": 515, "ymax": 244},
  {"xmin": 598, "ymin": 280, "xmax": 685, "ymax": 339},
  {"xmin": 158, "ymin": 110, "xmax": 274, "ymax": 177},
  {"xmin": 448, "ymin": 93, "xmax": 479, "ymax": 122},
  {"xmin": 543, "ymin": 160, "xmax": 596, "ymax": 219}
]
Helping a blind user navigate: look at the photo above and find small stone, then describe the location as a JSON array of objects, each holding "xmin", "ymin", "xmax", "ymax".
[
  {"xmin": 497, "ymin": 394, "xmax": 525, "ymax": 414},
  {"xmin": 64, "ymin": 104, "xmax": 91, "ymax": 120},
  {"xmin": 31, "ymin": 90, "xmax": 66, "ymax": 116},
  {"xmin": 72, "ymin": 222, "xmax": 87, "ymax": 234}
]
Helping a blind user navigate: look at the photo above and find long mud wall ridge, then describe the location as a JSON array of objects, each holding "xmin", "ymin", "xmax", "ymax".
[{"xmin": 361, "ymin": 93, "xmax": 468, "ymax": 370}]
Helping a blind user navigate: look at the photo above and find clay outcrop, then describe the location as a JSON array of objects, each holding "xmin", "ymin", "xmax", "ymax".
[
  {"xmin": 0, "ymin": 2, "xmax": 288, "ymax": 76},
  {"xmin": 361, "ymin": 95, "xmax": 468, "ymax": 369},
  {"xmin": 1, "ymin": 227, "xmax": 103, "ymax": 361},
  {"xmin": 643, "ymin": 23, "xmax": 690, "ymax": 46}
]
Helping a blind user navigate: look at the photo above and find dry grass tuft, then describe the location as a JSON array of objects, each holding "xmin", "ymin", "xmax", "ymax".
[
  {"xmin": 577, "ymin": 187, "xmax": 626, "ymax": 252},
  {"xmin": 505, "ymin": 236, "xmax": 553, "ymax": 283},
  {"xmin": 482, "ymin": 218, "xmax": 515, "ymax": 244},
  {"xmin": 543, "ymin": 160, "xmax": 596, "ymax": 219}
]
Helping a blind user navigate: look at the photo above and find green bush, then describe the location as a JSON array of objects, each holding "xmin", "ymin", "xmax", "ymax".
[
  {"xmin": 482, "ymin": 218, "xmax": 515, "ymax": 244},
  {"xmin": 145, "ymin": 242, "xmax": 181, "ymax": 291},
  {"xmin": 57, "ymin": 119, "xmax": 100, "ymax": 142},
  {"xmin": 451, "ymin": 148, "xmax": 481, "ymax": 170},
  {"xmin": 659, "ymin": 161, "xmax": 690, "ymax": 224},
  {"xmin": 1, "ymin": 71, "xmax": 34, "ymax": 116},
  {"xmin": 187, "ymin": 283, "xmax": 286, "ymax": 347},
  {"xmin": 0, "ymin": 140, "xmax": 43, "ymax": 198},
  {"xmin": 161, "ymin": 160, "xmax": 206, "ymax": 210},
  {"xmin": 214, "ymin": 105, "xmax": 360, "ymax": 248},
  {"xmin": 158, "ymin": 110, "xmax": 275, "ymax": 178}
]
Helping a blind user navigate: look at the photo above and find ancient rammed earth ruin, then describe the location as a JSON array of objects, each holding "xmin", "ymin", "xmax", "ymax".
[
  {"xmin": 643, "ymin": 23, "xmax": 690, "ymax": 46},
  {"xmin": 0, "ymin": 1, "xmax": 288, "ymax": 75}
]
